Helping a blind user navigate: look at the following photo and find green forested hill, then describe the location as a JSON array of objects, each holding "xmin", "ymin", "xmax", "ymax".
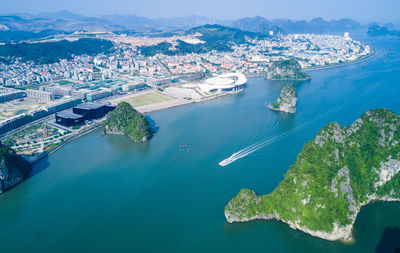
[
  {"xmin": 266, "ymin": 59, "xmax": 310, "ymax": 80},
  {"xmin": 138, "ymin": 24, "xmax": 267, "ymax": 56},
  {"xmin": 104, "ymin": 102, "xmax": 152, "ymax": 143},
  {"xmin": 0, "ymin": 38, "xmax": 113, "ymax": 64},
  {"xmin": 225, "ymin": 108, "xmax": 400, "ymax": 241}
]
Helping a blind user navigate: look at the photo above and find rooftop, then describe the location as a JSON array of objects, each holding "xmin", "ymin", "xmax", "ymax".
[
  {"xmin": 74, "ymin": 102, "xmax": 105, "ymax": 110},
  {"xmin": 56, "ymin": 111, "xmax": 84, "ymax": 120}
]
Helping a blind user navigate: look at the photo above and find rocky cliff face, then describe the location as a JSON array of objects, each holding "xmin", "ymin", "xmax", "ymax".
[
  {"xmin": 266, "ymin": 59, "xmax": 310, "ymax": 80},
  {"xmin": 0, "ymin": 142, "xmax": 31, "ymax": 193},
  {"xmin": 225, "ymin": 109, "xmax": 400, "ymax": 241},
  {"xmin": 268, "ymin": 84, "xmax": 297, "ymax": 113},
  {"xmin": 104, "ymin": 102, "xmax": 152, "ymax": 143}
]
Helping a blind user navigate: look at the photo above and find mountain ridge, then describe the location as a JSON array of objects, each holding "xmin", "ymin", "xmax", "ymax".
[{"xmin": 0, "ymin": 11, "xmax": 367, "ymax": 34}]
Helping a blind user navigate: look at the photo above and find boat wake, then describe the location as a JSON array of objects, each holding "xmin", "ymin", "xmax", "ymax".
[
  {"xmin": 219, "ymin": 93, "xmax": 366, "ymax": 167},
  {"xmin": 219, "ymin": 121, "xmax": 308, "ymax": 166}
]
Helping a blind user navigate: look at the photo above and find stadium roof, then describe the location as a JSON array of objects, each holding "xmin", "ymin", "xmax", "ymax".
[{"xmin": 197, "ymin": 73, "xmax": 247, "ymax": 92}]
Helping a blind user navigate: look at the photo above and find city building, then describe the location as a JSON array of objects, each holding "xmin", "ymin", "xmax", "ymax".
[
  {"xmin": 86, "ymin": 90, "xmax": 112, "ymax": 102},
  {"xmin": 0, "ymin": 114, "xmax": 30, "ymax": 134},
  {"xmin": 197, "ymin": 73, "xmax": 247, "ymax": 92},
  {"xmin": 121, "ymin": 82, "xmax": 147, "ymax": 92},
  {"xmin": 0, "ymin": 89, "xmax": 26, "ymax": 103},
  {"xmin": 45, "ymin": 98, "xmax": 82, "ymax": 114},
  {"xmin": 26, "ymin": 89, "xmax": 55, "ymax": 101},
  {"xmin": 73, "ymin": 102, "xmax": 115, "ymax": 120},
  {"xmin": 55, "ymin": 111, "xmax": 85, "ymax": 127}
]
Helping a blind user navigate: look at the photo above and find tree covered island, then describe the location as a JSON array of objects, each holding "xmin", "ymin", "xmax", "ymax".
[
  {"xmin": 103, "ymin": 102, "xmax": 152, "ymax": 143},
  {"xmin": 266, "ymin": 59, "xmax": 311, "ymax": 80},
  {"xmin": 225, "ymin": 108, "xmax": 400, "ymax": 241}
]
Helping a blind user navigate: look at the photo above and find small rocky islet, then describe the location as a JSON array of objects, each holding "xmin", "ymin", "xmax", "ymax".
[
  {"xmin": 268, "ymin": 84, "xmax": 298, "ymax": 113},
  {"xmin": 225, "ymin": 108, "xmax": 400, "ymax": 241}
]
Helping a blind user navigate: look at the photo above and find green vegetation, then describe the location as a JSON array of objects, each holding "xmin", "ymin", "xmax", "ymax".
[
  {"xmin": 225, "ymin": 109, "xmax": 400, "ymax": 240},
  {"xmin": 17, "ymin": 82, "xmax": 49, "ymax": 90},
  {"xmin": 0, "ymin": 38, "xmax": 113, "ymax": 64},
  {"xmin": 187, "ymin": 25, "xmax": 264, "ymax": 49},
  {"xmin": 0, "ymin": 142, "xmax": 32, "ymax": 193},
  {"xmin": 104, "ymin": 102, "xmax": 152, "ymax": 143},
  {"xmin": 0, "ymin": 123, "xmax": 65, "ymax": 155},
  {"xmin": 139, "ymin": 42, "xmax": 173, "ymax": 57},
  {"xmin": 138, "ymin": 25, "xmax": 266, "ymax": 56},
  {"xmin": 266, "ymin": 59, "xmax": 310, "ymax": 80},
  {"xmin": 0, "ymin": 30, "xmax": 66, "ymax": 43},
  {"xmin": 55, "ymin": 80, "xmax": 74, "ymax": 85}
]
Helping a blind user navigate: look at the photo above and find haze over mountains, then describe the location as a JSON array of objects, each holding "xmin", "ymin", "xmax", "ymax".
[
  {"xmin": 0, "ymin": 10, "xmax": 226, "ymax": 32},
  {"xmin": 1, "ymin": 10, "xmax": 369, "ymax": 32},
  {"xmin": 232, "ymin": 16, "xmax": 362, "ymax": 34},
  {"xmin": 0, "ymin": 10, "xmax": 395, "ymax": 42}
]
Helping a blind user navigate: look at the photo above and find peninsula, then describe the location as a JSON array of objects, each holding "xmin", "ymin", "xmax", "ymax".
[
  {"xmin": 103, "ymin": 102, "xmax": 152, "ymax": 143},
  {"xmin": 225, "ymin": 108, "xmax": 400, "ymax": 241},
  {"xmin": 268, "ymin": 84, "xmax": 297, "ymax": 113}
]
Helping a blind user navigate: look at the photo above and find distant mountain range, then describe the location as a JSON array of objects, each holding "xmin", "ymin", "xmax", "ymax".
[
  {"xmin": 231, "ymin": 16, "xmax": 362, "ymax": 34},
  {"xmin": 0, "ymin": 11, "xmax": 228, "ymax": 33},
  {"xmin": 0, "ymin": 10, "xmax": 367, "ymax": 32},
  {"xmin": 367, "ymin": 24, "xmax": 400, "ymax": 37},
  {"xmin": 0, "ymin": 10, "xmax": 385, "ymax": 43}
]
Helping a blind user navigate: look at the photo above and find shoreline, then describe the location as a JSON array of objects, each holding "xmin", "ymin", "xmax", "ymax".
[
  {"xmin": 26, "ymin": 122, "xmax": 105, "ymax": 164},
  {"xmin": 29, "ymin": 89, "xmax": 245, "ymax": 164},
  {"xmin": 27, "ymin": 49, "xmax": 377, "ymax": 164},
  {"xmin": 304, "ymin": 48, "xmax": 376, "ymax": 72},
  {"xmin": 225, "ymin": 195, "xmax": 400, "ymax": 242}
]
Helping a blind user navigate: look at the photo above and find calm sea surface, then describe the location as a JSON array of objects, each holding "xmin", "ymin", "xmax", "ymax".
[{"xmin": 0, "ymin": 34, "xmax": 400, "ymax": 252}]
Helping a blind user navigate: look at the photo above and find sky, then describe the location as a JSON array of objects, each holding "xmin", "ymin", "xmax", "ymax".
[{"xmin": 1, "ymin": 0, "xmax": 399, "ymax": 24}]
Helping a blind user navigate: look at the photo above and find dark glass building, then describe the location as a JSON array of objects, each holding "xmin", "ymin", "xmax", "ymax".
[
  {"xmin": 55, "ymin": 111, "xmax": 84, "ymax": 127},
  {"xmin": 72, "ymin": 102, "xmax": 116, "ymax": 121}
]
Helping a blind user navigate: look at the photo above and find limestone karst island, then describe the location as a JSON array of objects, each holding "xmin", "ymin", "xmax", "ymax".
[
  {"xmin": 103, "ymin": 102, "xmax": 152, "ymax": 143},
  {"xmin": 0, "ymin": 1, "xmax": 399, "ymax": 251},
  {"xmin": 268, "ymin": 84, "xmax": 298, "ymax": 113},
  {"xmin": 225, "ymin": 109, "xmax": 400, "ymax": 241}
]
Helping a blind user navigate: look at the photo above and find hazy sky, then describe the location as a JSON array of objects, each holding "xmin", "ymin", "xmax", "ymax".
[{"xmin": 1, "ymin": 0, "xmax": 399, "ymax": 23}]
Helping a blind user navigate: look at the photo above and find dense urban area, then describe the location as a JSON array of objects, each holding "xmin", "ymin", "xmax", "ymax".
[
  {"xmin": 1, "ymin": 6, "xmax": 400, "ymax": 251},
  {"xmin": 0, "ymin": 26, "xmax": 372, "ymax": 161}
]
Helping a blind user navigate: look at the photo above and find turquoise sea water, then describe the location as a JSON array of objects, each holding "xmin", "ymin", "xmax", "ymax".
[{"xmin": 0, "ymin": 35, "xmax": 400, "ymax": 252}]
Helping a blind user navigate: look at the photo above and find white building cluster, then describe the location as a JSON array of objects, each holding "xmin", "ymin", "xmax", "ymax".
[{"xmin": 197, "ymin": 73, "xmax": 247, "ymax": 92}]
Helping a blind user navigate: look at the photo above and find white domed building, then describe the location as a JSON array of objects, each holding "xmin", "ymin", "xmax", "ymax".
[{"xmin": 197, "ymin": 73, "xmax": 247, "ymax": 93}]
